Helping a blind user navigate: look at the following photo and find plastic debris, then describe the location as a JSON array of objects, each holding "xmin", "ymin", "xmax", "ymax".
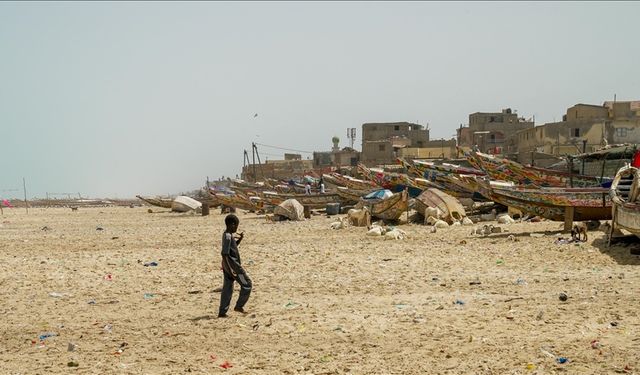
[
  {"xmin": 48, "ymin": 292, "xmax": 64, "ymax": 298},
  {"xmin": 113, "ymin": 342, "xmax": 128, "ymax": 355},
  {"xmin": 67, "ymin": 361, "xmax": 79, "ymax": 367},
  {"xmin": 38, "ymin": 332, "xmax": 57, "ymax": 341},
  {"xmin": 103, "ymin": 324, "xmax": 112, "ymax": 332},
  {"xmin": 143, "ymin": 261, "xmax": 158, "ymax": 267},
  {"xmin": 454, "ymin": 299, "xmax": 465, "ymax": 305},
  {"xmin": 556, "ymin": 357, "xmax": 569, "ymax": 364},
  {"xmin": 104, "ymin": 274, "xmax": 113, "ymax": 281},
  {"xmin": 559, "ymin": 292, "xmax": 568, "ymax": 302},
  {"xmin": 284, "ymin": 301, "xmax": 298, "ymax": 309},
  {"xmin": 496, "ymin": 259, "xmax": 504, "ymax": 265},
  {"xmin": 525, "ymin": 363, "xmax": 536, "ymax": 371},
  {"xmin": 67, "ymin": 342, "xmax": 76, "ymax": 352},
  {"xmin": 591, "ymin": 340, "xmax": 600, "ymax": 349},
  {"xmin": 87, "ymin": 299, "xmax": 96, "ymax": 305},
  {"xmin": 220, "ymin": 361, "xmax": 233, "ymax": 369},
  {"xmin": 143, "ymin": 293, "xmax": 155, "ymax": 299}
]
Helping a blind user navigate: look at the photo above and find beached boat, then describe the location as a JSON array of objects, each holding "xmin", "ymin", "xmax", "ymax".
[
  {"xmin": 334, "ymin": 186, "xmax": 377, "ymax": 204},
  {"xmin": 357, "ymin": 164, "xmax": 427, "ymax": 197},
  {"xmin": 260, "ymin": 192, "xmax": 343, "ymax": 209},
  {"xmin": 171, "ymin": 196, "xmax": 202, "ymax": 212},
  {"xmin": 357, "ymin": 189, "xmax": 409, "ymax": 221},
  {"xmin": 136, "ymin": 195, "xmax": 173, "ymax": 209},
  {"xmin": 323, "ymin": 172, "xmax": 379, "ymax": 191},
  {"xmin": 409, "ymin": 159, "xmax": 485, "ymax": 177},
  {"xmin": 609, "ymin": 164, "xmax": 640, "ymax": 242},
  {"xmin": 474, "ymin": 177, "xmax": 611, "ymax": 228},
  {"xmin": 397, "ymin": 159, "xmax": 478, "ymax": 200},
  {"xmin": 466, "ymin": 150, "xmax": 611, "ymax": 188},
  {"xmin": 414, "ymin": 188, "xmax": 466, "ymax": 224},
  {"xmin": 212, "ymin": 192, "xmax": 264, "ymax": 212}
]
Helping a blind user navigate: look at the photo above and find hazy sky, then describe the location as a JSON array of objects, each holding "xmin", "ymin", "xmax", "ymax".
[{"xmin": 1, "ymin": 2, "xmax": 638, "ymax": 198}]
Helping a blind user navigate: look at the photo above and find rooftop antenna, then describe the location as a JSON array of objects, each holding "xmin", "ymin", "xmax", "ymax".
[{"xmin": 346, "ymin": 128, "xmax": 356, "ymax": 149}]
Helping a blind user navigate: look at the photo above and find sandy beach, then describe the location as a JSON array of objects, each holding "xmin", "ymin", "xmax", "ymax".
[{"xmin": 1, "ymin": 206, "xmax": 639, "ymax": 374}]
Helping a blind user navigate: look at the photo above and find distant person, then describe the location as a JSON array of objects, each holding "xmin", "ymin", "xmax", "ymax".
[
  {"xmin": 217, "ymin": 214, "xmax": 252, "ymax": 318},
  {"xmin": 305, "ymin": 181, "xmax": 311, "ymax": 195},
  {"xmin": 319, "ymin": 177, "xmax": 325, "ymax": 194}
]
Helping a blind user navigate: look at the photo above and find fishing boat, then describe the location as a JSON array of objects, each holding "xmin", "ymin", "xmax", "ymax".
[
  {"xmin": 260, "ymin": 192, "xmax": 344, "ymax": 209},
  {"xmin": 466, "ymin": 150, "xmax": 611, "ymax": 188},
  {"xmin": 334, "ymin": 186, "xmax": 377, "ymax": 204},
  {"xmin": 609, "ymin": 164, "xmax": 640, "ymax": 243},
  {"xmin": 397, "ymin": 159, "xmax": 478, "ymax": 200},
  {"xmin": 357, "ymin": 189, "xmax": 409, "ymax": 221},
  {"xmin": 323, "ymin": 172, "xmax": 379, "ymax": 190},
  {"xmin": 212, "ymin": 192, "xmax": 264, "ymax": 212},
  {"xmin": 409, "ymin": 159, "xmax": 485, "ymax": 177},
  {"xmin": 136, "ymin": 195, "xmax": 173, "ymax": 209},
  {"xmin": 171, "ymin": 196, "xmax": 202, "ymax": 212},
  {"xmin": 414, "ymin": 188, "xmax": 466, "ymax": 224},
  {"xmin": 474, "ymin": 177, "xmax": 611, "ymax": 229},
  {"xmin": 357, "ymin": 164, "xmax": 425, "ymax": 197}
]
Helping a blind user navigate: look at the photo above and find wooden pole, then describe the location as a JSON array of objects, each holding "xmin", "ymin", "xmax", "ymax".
[{"xmin": 23, "ymin": 177, "xmax": 28, "ymax": 214}]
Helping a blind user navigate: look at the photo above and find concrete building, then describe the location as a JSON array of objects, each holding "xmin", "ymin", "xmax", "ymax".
[
  {"xmin": 458, "ymin": 108, "xmax": 534, "ymax": 155},
  {"xmin": 241, "ymin": 158, "xmax": 314, "ymax": 181},
  {"xmin": 361, "ymin": 122, "xmax": 429, "ymax": 166},
  {"xmin": 511, "ymin": 101, "xmax": 640, "ymax": 166},
  {"xmin": 399, "ymin": 139, "xmax": 458, "ymax": 159},
  {"xmin": 312, "ymin": 137, "xmax": 361, "ymax": 169}
]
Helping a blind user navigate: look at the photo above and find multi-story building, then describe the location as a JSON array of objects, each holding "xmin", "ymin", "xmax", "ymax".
[
  {"xmin": 458, "ymin": 108, "xmax": 534, "ymax": 154},
  {"xmin": 511, "ymin": 101, "xmax": 640, "ymax": 166},
  {"xmin": 360, "ymin": 122, "xmax": 429, "ymax": 166}
]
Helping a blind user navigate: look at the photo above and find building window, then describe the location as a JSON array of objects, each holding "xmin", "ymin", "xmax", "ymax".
[
  {"xmin": 573, "ymin": 128, "xmax": 580, "ymax": 137},
  {"xmin": 417, "ymin": 141, "xmax": 423, "ymax": 147},
  {"xmin": 394, "ymin": 125, "xmax": 400, "ymax": 131},
  {"xmin": 379, "ymin": 144, "xmax": 385, "ymax": 152},
  {"xmin": 615, "ymin": 128, "xmax": 628, "ymax": 138}
]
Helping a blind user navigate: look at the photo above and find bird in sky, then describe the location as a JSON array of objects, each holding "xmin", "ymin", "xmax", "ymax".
[{"xmin": 254, "ymin": 113, "xmax": 258, "ymax": 118}]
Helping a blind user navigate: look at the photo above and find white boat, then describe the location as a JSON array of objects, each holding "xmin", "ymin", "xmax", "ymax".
[{"xmin": 171, "ymin": 196, "xmax": 202, "ymax": 212}]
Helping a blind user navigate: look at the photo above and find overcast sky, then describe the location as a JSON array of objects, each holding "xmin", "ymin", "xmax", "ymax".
[{"xmin": 1, "ymin": 2, "xmax": 638, "ymax": 198}]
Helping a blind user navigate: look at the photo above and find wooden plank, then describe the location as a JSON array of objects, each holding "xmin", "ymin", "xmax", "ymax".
[{"xmin": 564, "ymin": 206, "xmax": 575, "ymax": 232}]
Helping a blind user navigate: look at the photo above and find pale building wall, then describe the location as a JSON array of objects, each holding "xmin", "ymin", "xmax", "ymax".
[{"xmin": 566, "ymin": 104, "xmax": 608, "ymax": 121}]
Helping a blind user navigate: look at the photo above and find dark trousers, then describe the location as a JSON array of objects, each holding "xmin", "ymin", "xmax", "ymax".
[{"xmin": 218, "ymin": 270, "xmax": 252, "ymax": 315}]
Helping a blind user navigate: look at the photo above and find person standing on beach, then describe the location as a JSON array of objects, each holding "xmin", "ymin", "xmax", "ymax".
[
  {"xmin": 319, "ymin": 177, "xmax": 325, "ymax": 194},
  {"xmin": 305, "ymin": 181, "xmax": 311, "ymax": 195},
  {"xmin": 218, "ymin": 214, "xmax": 252, "ymax": 318}
]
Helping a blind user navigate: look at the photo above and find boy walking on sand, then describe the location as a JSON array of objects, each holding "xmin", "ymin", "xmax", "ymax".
[{"xmin": 218, "ymin": 214, "xmax": 252, "ymax": 318}]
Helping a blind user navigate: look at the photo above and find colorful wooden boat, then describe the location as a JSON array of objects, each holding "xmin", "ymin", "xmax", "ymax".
[
  {"xmin": 323, "ymin": 172, "xmax": 379, "ymax": 190},
  {"xmin": 334, "ymin": 186, "xmax": 377, "ymax": 204},
  {"xmin": 260, "ymin": 192, "xmax": 343, "ymax": 209},
  {"xmin": 357, "ymin": 189, "xmax": 409, "ymax": 221},
  {"xmin": 409, "ymin": 159, "xmax": 485, "ymax": 177},
  {"xmin": 609, "ymin": 164, "xmax": 640, "ymax": 242},
  {"xmin": 136, "ymin": 195, "xmax": 173, "ymax": 209},
  {"xmin": 466, "ymin": 150, "xmax": 611, "ymax": 188},
  {"xmin": 397, "ymin": 159, "xmax": 477, "ymax": 200},
  {"xmin": 212, "ymin": 192, "xmax": 264, "ymax": 212},
  {"xmin": 474, "ymin": 177, "xmax": 611, "ymax": 226},
  {"xmin": 357, "ymin": 164, "xmax": 426, "ymax": 197}
]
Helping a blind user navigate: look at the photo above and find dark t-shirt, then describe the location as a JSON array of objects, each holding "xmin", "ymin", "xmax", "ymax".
[{"xmin": 221, "ymin": 232, "xmax": 242, "ymax": 275}]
